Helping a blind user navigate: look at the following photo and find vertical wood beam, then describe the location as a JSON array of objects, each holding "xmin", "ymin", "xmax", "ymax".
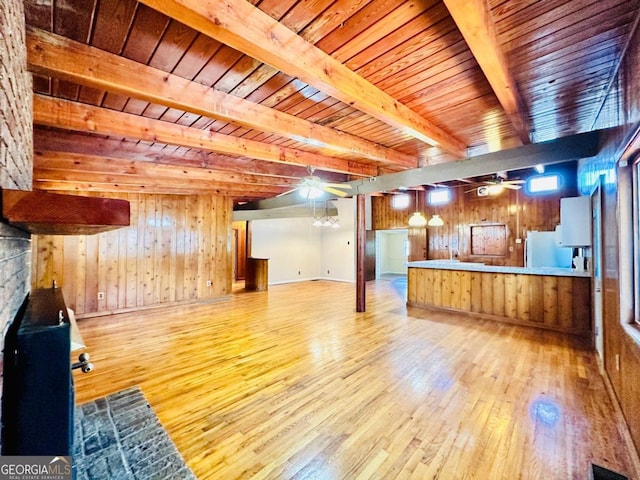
[{"xmin": 356, "ymin": 194, "xmax": 366, "ymax": 312}]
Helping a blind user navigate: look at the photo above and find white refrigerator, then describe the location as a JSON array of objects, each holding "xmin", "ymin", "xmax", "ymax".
[{"xmin": 524, "ymin": 231, "xmax": 572, "ymax": 268}]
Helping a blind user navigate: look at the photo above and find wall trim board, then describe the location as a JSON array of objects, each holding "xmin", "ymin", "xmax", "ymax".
[{"xmin": 74, "ymin": 295, "xmax": 232, "ymax": 321}]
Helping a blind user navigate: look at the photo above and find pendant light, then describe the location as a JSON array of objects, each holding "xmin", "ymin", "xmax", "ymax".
[
  {"xmin": 427, "ymin": 214, "xmax": 444, "ymax": 227},
  {"xmin": 408, "ymin": 190, "xmax": 427, "ymax": 227}
]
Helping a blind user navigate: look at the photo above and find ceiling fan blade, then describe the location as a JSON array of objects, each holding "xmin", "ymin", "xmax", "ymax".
[
  {"xmin": 503, "ymin": 184, "xmax": 522, "ymax": 190},
  {"xmin": 323, "ymin": 183, "xmax": 352, "ymax": 189},
  {"xmin": 276, "ymin": 187, "xmax": 301, "ymax": 197},
  {"xmin": 323, "ymin": 186, "xmax": 349, "ymax": 197}
]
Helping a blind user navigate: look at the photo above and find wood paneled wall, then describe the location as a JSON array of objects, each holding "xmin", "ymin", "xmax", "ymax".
[
  {"xmin": 592, "ymin": 19, "xmax": 640, "ymax": 457},
  {"xmin": 372, "ymin": 186, "xmax": 572, "ymax": 266},
  {"xmin": 31, "ymin": 193, "xmax": 233, "ymax": 316}
]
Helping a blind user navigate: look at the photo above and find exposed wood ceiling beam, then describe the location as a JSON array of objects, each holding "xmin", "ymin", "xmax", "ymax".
[
  {"xmin": 136, "ymin": 0, "xmax": 467, "ymax": 158},
  {"xmin": 33, "ymin": 95, "xmax": 377, "ymax": 178},
  {"xmin": 33, "ymin": 177, "xmax": 284, "ymax": 198},
  {"xmin": 237, "ymin": 130, "xmax": 602, "ymax": 212},
  {"xmin": 33, "ymin": 129, "xmax": 344, "ymax": 182},
  {"xmin": 34, "ymin": 151, "xmax": 298, "ymax": 188},
  {"xmin": 34, "ymin": 169, "xmax": 288, "ymax": 197},
  {"xmin": 27, "ymin": 27, "xmax": 413, "ymax": 169},
  {"xmin": 443, "ymin": 0, "xmax": 531, "ymax": 144},
  {"xmin": 33, "ymin": 180, "xmax": 275, "ymax": 201}
]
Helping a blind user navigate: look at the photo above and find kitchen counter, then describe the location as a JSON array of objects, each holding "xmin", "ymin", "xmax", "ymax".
[
  {"xmin": 407, "ymin": 261, "xmax": 592, "ymax": 335},
  {"xmin": 407, "ymin": 260, "xmax": 591, "ymax": 277}
]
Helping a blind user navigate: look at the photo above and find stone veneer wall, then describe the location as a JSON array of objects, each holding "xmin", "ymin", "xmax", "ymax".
[{"xmin": 0, "ymin": 0, "xmax": 33, "ymax": 337}]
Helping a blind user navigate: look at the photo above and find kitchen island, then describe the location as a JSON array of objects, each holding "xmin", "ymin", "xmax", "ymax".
[{"xmin": 407, "ymin": 260, "xmax": 592, "ymax": 335}]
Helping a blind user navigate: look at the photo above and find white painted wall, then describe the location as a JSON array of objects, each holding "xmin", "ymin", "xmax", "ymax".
[
  {"xmin": 376, "ymin": 230, "xmax": 408, "ymax": 276},
  {"xmin": 320, "ymin": 198, "xmax": 356, "ymax": 283},
  {"xmin": 251, "ymin": 217, "xmax": 323, "ymax": 284},
  {"xmin": 251, "ymin": 197, "xmax": 356, "ymax": 284}
]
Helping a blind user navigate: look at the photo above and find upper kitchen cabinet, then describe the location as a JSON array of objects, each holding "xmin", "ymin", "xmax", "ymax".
[{"xmin": 559, "ymin": 197, "xmax": 592, "ymax": 247}]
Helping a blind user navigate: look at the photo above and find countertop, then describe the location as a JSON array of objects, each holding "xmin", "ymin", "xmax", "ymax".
[{"xmin": 407, "ymin": 260, "xmax": 591, "ymax": 277}]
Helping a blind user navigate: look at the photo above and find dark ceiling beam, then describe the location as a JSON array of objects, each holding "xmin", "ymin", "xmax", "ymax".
[
  {"xmin": 236, "ymin": 130, "xmax": 602, "ymax": 212},
  {"xmin": 233, "ymin": 205, "xmax": 338, "ymax": 221}
]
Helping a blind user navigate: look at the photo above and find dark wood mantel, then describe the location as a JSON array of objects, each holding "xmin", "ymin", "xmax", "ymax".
[{"xmin": 1, "ymin": 189, "xmax": 130, "ymax": 235}]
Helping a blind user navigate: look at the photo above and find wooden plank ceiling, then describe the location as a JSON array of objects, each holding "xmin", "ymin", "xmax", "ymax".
[{"xmin": 24, "ymin": 0, "xmax": 640, "ymax": 203}]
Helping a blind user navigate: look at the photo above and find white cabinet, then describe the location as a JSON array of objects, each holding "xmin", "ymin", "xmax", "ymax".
[{"xmin": 559, "ymin": 196, "xmax": 592, "ymax": 246}]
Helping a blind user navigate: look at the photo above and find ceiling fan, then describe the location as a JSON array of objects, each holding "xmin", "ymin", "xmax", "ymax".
[
  {"xmin": 465, "ymin": 172, "xmax": 525, "ymax": 194},
  {"xmin": 278, "ymin": 167, "xmax": 352, "ymax": 198}
]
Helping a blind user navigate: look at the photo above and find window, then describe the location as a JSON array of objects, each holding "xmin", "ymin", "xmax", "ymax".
[
  {"xmin": 526, "ymin": 174, "xmax": 560, "ymax": 194},
  {"xmin": 391, "ymin": 193, "xmax": 410, "ymax": 210},
  {"xmin": 428, "ymin": 188, "xmax": 451, "ymax": 205}
]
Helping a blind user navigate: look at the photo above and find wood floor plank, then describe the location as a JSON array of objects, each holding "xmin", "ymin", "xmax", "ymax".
[{"xmin": 73, "ymin": 280, "xmax": 638, "ymax": 479}]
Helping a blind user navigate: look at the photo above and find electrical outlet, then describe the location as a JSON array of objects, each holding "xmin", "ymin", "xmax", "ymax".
[
  {"xmin": 206, "ymin": 280, "xmax": 212, "ymax": 287},
  {"xmin": 97, "ymin": 292, "xmax": 105, "ymax": 300}
]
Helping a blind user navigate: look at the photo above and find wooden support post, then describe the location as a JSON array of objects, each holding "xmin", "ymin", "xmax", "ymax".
[{"xmin": 356, "ymin": 194, "xmax": 366, "ymax": 312}]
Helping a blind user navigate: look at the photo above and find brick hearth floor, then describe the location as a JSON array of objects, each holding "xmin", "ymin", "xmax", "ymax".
[{"xmin": 74, "ymin": 386, "xmax": 196, "ymax": 479}]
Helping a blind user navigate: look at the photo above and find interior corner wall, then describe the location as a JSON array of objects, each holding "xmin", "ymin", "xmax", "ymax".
[
  {"xmin": 0, "ymin": 0, "xmax": 33, "ymax": 338},
  {"xmin": 320, "ymin": 197, "xmax": 356, "ymax": 283},
  {"xmin": 250, "ymin": 217, "xmax": 323, "ymax": 284},
  {"xmin": 251, "ymin": 197, "xmax": 357, "ymax": 285}
]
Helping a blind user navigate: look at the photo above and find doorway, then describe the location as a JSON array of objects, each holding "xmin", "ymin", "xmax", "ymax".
[{"xmin": 375, "ymin": 230, "xmax": 409, "ymax": 280}]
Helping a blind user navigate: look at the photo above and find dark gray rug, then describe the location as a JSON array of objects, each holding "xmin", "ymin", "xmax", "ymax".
[{"xmin": 74, "ymin": 386, "xmax": 196, "ymax": 480}]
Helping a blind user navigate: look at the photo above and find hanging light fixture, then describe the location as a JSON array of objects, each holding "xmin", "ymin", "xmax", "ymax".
[
  {"xmin": 427, "ymin": 214, "xmax": 444, "ymax": 227},
  {"xmin": 408, "ymin": 190, "xmax": 427, "ymax": 227},
  {"xmin": 313, "ymin": 200, "xmax": 340, "ymax": 228}
]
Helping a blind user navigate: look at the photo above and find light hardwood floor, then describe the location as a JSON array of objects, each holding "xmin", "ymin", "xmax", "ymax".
[{"xmin": 73, "ymin": 279, "xmax": 639, "ymax": 479}]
